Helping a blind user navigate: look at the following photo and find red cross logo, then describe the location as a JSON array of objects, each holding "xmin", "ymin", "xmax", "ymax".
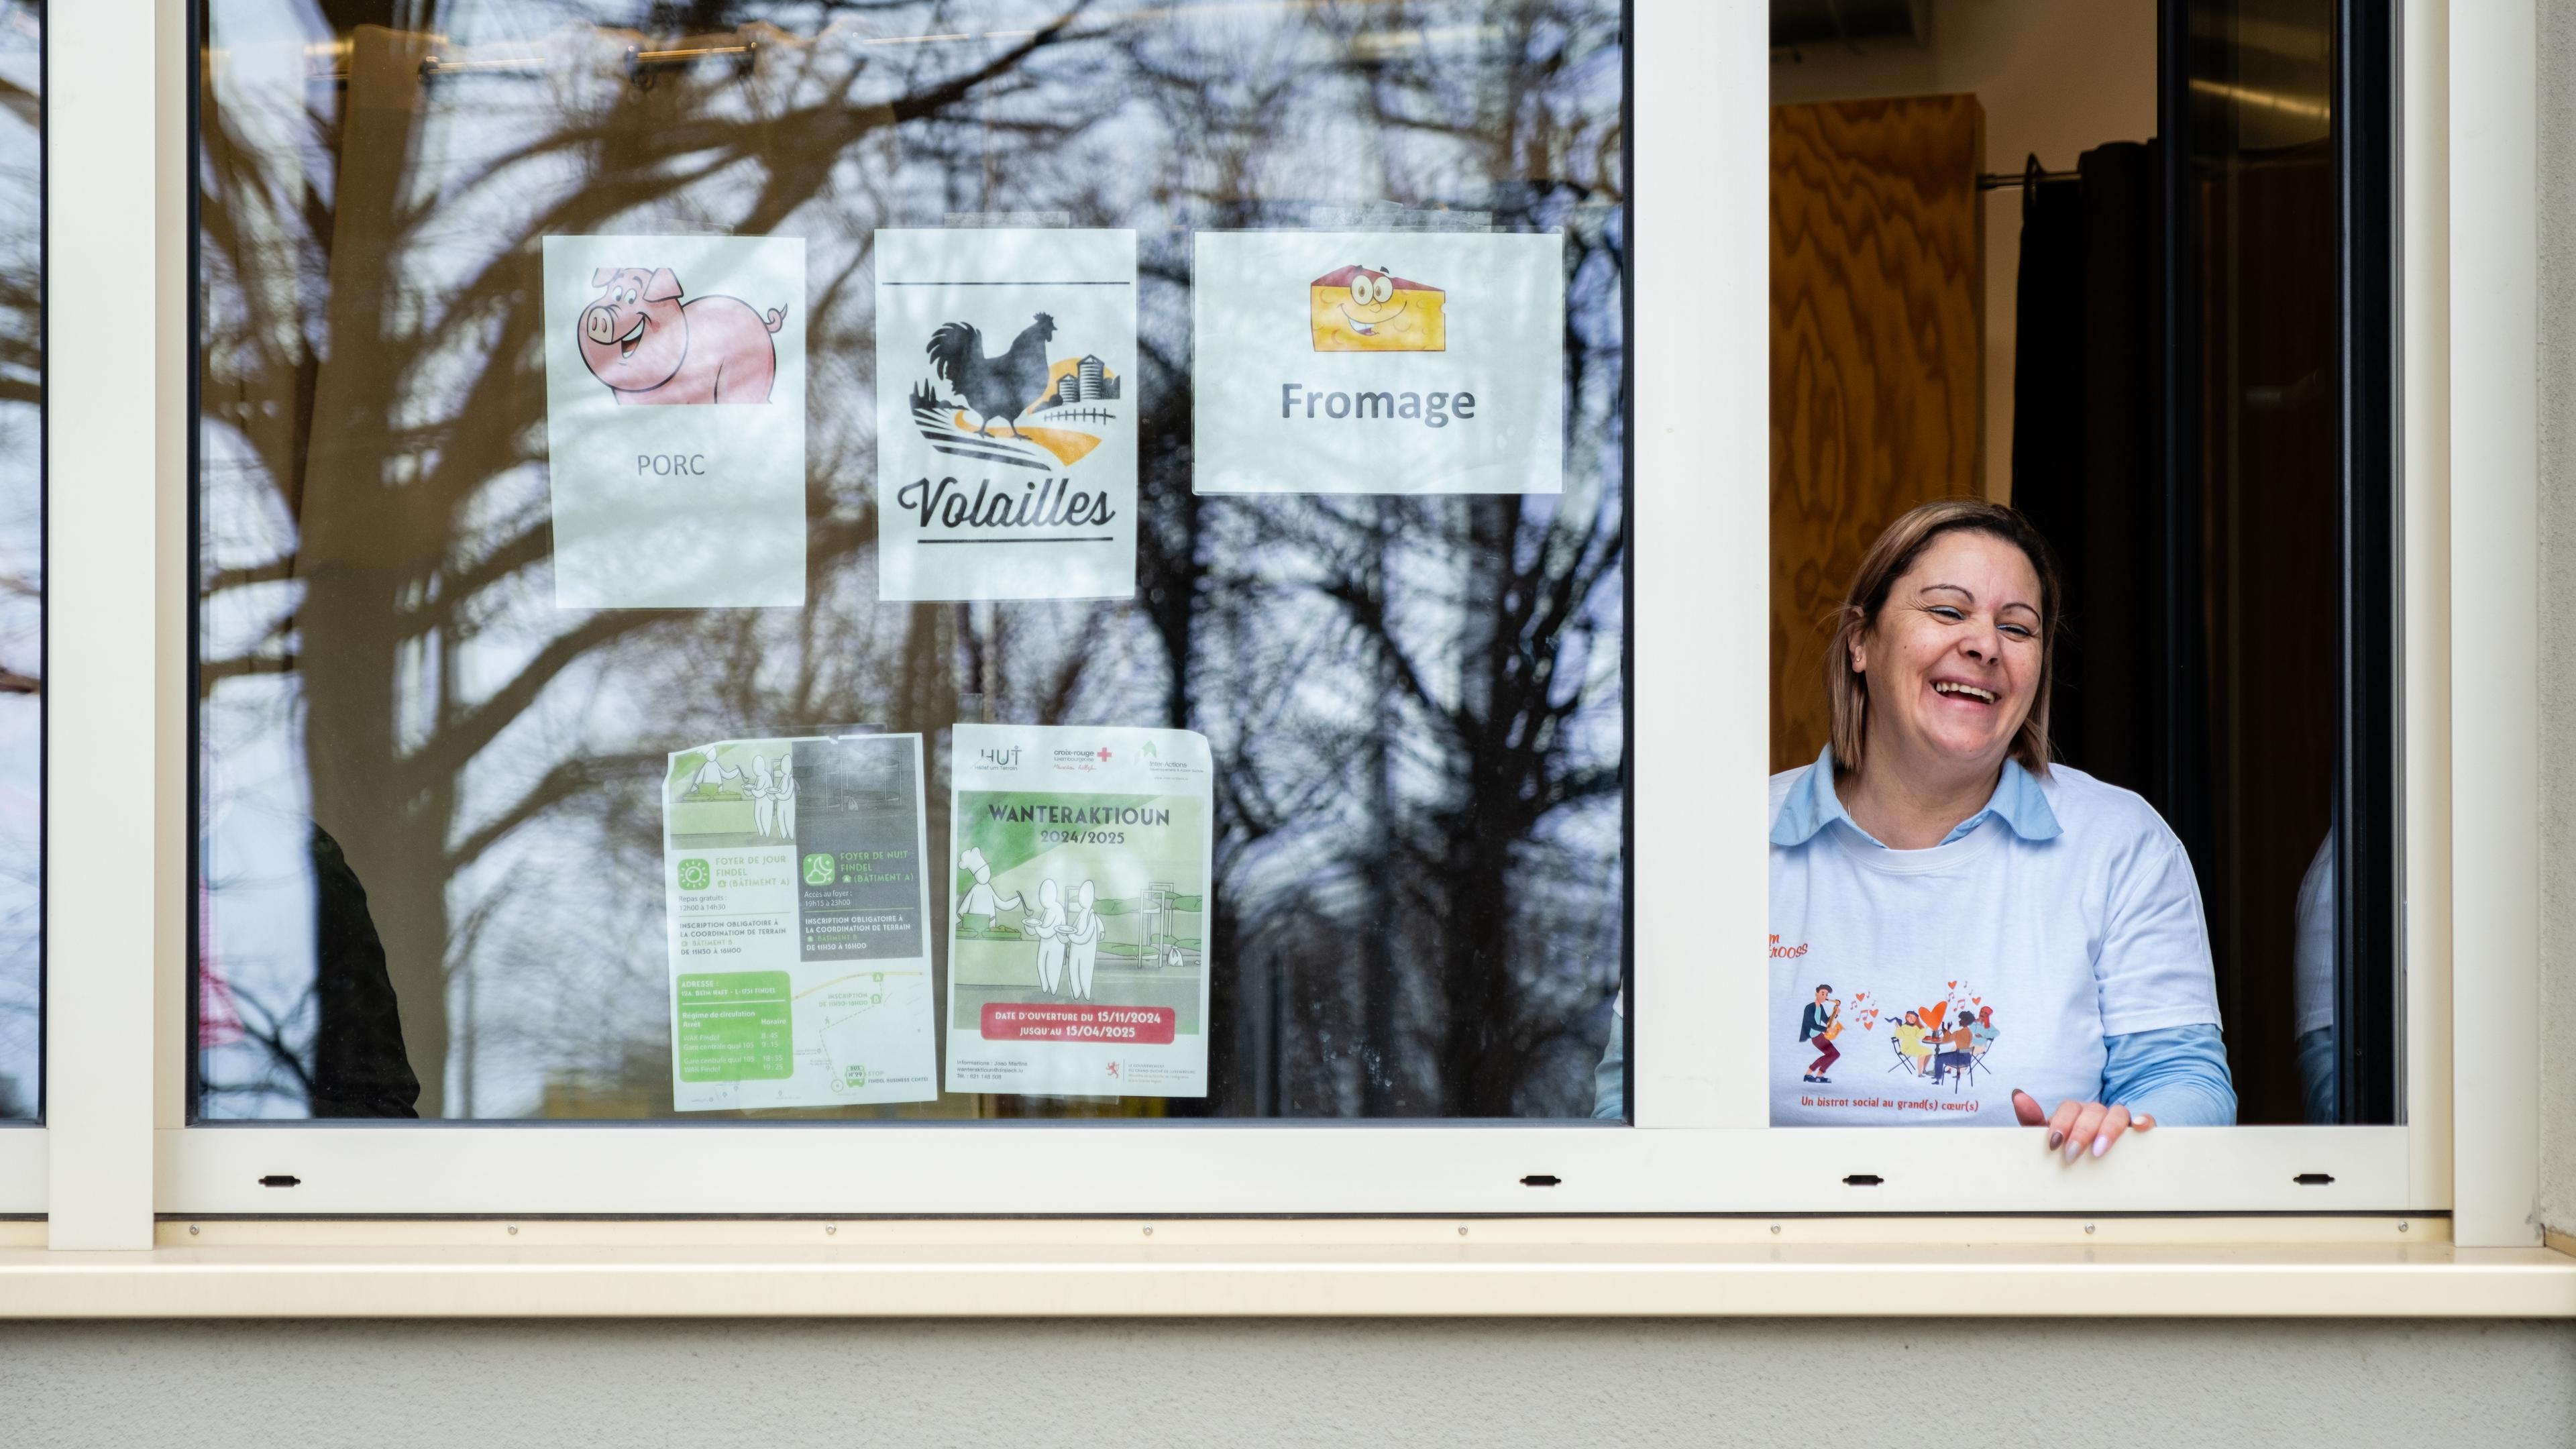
[{"xmin": 1096, "ymin": 747, "xmax": 1112, "ymax": 761}]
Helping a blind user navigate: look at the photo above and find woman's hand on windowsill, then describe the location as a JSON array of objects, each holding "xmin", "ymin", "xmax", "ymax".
[{"xmin": 2012, "ymin": 1089, "xmax": 2155, "ymax": 1160}]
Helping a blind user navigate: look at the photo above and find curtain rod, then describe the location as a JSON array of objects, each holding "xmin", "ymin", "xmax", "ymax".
[{"xmin": 1977, "ymin": 167, "xmax": 2078, "ymax": 191}]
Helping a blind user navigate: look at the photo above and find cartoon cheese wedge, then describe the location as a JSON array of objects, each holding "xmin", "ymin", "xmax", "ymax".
[{"xmin": 1309, "ymin": 264, "xmax": 1446, "ymax": 352}]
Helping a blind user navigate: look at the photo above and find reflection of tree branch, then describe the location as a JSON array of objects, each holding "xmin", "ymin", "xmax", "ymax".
[
  {"xmin": 445, "ymin": 751, "xmax": 659, "ymax": 871},
  {"xmin": 1316, "ymin": 574, "xmax": 1446, "ymax": 727},
  {"xmin": 202, "ymin": 979, "xmax": 319, "ymax": 1110},
  {"xmin": 204, "ymin": 557, "xmax": 299, "ymax": 594},
  {"xmin": 201, "ymin": 652, "xmax": 302, "ymax": 687},
  {"xmin": 405, "ymin": 610, "xmax": 683, "ymax": 791}
]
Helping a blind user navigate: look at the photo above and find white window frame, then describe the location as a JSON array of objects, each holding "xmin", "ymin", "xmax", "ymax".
[{"xmin": 22, "ymin": 0, "xmax": 2538, "ymax": 1242}]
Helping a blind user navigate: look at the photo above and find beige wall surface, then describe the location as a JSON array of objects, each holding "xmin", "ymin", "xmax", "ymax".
[
  {"xmin": 1, "ymin": 1318, "xmax": 2571, "ymax": 1447},
  {"xmin": 2538, "ymin": 0, "xmax": 2576, "ymax": 1240},
  {"xmin": 1770, "ymin": 0, "xmax": 2159, "ymax": 502}
]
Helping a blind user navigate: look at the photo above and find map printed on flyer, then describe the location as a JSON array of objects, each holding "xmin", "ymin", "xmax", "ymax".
[
  {"xmin": 663, "ymin": 733, "xmax": 936, "ymax": 1110},
  {"xmin": 871, "ymin": 227, "xmax": 1138, "ymax": 602},
  {"xmin": 944, "ymin": 723, "xmax": 1214, "ymax": 1098}
]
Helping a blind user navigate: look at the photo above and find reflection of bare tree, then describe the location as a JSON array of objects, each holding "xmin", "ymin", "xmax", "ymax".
[
  {"xmin": 201, "ymin": 11, "xmax": 1089, "ymax": 1114},
  {"xmin": 0, "ymin": 5, "xmax": 38, "ymax": 1118},
  {"xmin": 198, "ymin": 1, "xmax": 1625, "ymax": 1120},
  {"xmin": 1116, "ymin": 1, "xmax": 1627, "ymax": 1114}
]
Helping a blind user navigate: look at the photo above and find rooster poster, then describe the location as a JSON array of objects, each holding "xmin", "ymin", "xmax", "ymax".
[{"xmin": 872, "ymin": 229, "xmax": 1138, "ymax": 601}]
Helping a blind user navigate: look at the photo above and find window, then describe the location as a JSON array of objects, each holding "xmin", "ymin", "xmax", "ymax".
[
  {"xmin": 145, "ymin": 0, "xmax": 2451, "ymax": 1221},
  {"xmin": 193, "ymin": 1, "xmax": 1628, "ymax": 1125},
  {"xmin": 0, "ymin": 0, "xmax": 38, "ymax": 1128},
  {"xmin": 1756, "ymin": 0, "xmax": 2403, "ymax": 1140}
]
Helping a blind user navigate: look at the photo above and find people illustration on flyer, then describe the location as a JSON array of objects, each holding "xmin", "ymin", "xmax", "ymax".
[
  {"xmin": 952, "ymin": 846, "xmax": 1025, "ymax": 936},
  {"xmin": 949, "ymin": 837, "xmax": 1193, "ymax": 1007}
]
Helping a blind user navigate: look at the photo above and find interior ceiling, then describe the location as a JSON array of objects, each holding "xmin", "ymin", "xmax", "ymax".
[{"xmin": 1770, "ymin": 0, "xmax": 1932, "ymax": 52}]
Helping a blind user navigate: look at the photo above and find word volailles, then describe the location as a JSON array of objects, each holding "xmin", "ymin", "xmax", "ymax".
[{"xmin": 896, "ymin": 476, "xmax": 1118, "ymax": 531}]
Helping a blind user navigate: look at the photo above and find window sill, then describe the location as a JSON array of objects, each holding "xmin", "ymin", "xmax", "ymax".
[{"xmin": 1, "ymin": 1219, "xmax": 2569, "ymax": 1318}]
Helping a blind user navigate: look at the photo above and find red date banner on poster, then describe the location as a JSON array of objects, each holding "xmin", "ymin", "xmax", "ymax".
[{"xmin": 980, "ymin": 1003, "xmax": 1177, "ymax": 1044}]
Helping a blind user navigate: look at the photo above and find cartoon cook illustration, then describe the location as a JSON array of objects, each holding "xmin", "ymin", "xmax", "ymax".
[{"xmin": 953, "ymin": 846, "xmax": 1025, "ymax": 938}]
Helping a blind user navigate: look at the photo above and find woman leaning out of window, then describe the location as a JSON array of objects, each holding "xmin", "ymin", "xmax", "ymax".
[{"xmin": 1597, "ymin": 498, "xmax": 2236, "ymax": 1156}]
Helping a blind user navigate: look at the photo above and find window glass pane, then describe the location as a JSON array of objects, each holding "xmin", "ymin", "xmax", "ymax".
[
  {"xmin": 1751, "ymin": 0, "xmax": 2390, "ymax": 1134},
  {"xmin": 195, "ymin": 1, "xmax": 1627, "ymax": 1122},
  {"xmin": 0, "ymin": 1, "xmax": 37, "ymax": 1123}
]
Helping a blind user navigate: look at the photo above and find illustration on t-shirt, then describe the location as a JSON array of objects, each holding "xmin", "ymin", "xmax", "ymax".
[
  {"xmin": 1796, "ymin": 983, "xmax": 1845, "ymax": 1083},
  {"xmin": 1784, "ymin": 975, "xmax": 2006, "ymax": 1111},
  {"xmin": 1876, "ymin": 981, "xmax": 1998, "ymax": 1091}
]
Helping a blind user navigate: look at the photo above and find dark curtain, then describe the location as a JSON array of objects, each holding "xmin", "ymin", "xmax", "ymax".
[
  {"xmin": 2009, "ymin": 142, "xmax": 2170, "ymax": 805},
  {"xmin": 2010, "ymin": 137, "xmax": 2339, "ymax": 1126}
]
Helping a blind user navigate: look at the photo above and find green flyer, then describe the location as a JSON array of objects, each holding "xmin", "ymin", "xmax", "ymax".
[
  {"xmin": 944, "ymin": 724, "xmax": 1214, "ymax": 1097},
  {"xmin": 663, "ymin": 733, "xmax": 935, "ymax": 1109}
]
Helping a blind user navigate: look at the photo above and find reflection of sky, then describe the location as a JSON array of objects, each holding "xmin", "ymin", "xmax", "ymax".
[
  {"xmin": 0, "ymin": 3, "xmax": 39, "ymax": 1119},
  {"xmin": 199, "ymin": 0, "xmax": 1625, "ymax": 1118}
]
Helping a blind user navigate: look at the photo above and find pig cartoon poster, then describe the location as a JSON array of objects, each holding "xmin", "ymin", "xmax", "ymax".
[
  {"xmin": 542, "ymin": 234, "xmax": 807, "ymax": 608},
  {"xmin": 872, "ymin": 229, "xmax": 1138, "ymax": 602},
  {"xmin": 1190, "ymin": 231, "xmax": 1563, "ymax": 495}
]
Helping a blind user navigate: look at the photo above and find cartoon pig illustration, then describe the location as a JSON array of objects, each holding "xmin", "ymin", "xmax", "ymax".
[{"xmin": 576, "ymin": 266, "xmax": 788, "ymax": 405}]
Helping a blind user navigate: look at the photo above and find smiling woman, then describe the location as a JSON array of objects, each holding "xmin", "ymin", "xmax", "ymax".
[
  {"xmin": 1781, "ymin": 500, "xmax": 2233, "ymax": 1154},
  {"xmin": 1597, "ymin": 500, "xmax": 2237, "ymax": 1157}
]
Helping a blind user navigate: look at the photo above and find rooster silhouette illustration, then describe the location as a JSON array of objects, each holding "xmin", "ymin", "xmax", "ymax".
[{"xmin": 925, "ymin": 312, "xmax": 1058, "ymax": 438}]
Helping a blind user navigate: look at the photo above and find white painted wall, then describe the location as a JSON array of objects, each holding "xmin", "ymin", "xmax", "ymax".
[
  {"xmin": 1, "ymin": 1318, "xmax": 2570, "ymax": 1446},
  {"xmin": 1770, "ymin": 0, "xmax": 2160, "ymax": 501}
]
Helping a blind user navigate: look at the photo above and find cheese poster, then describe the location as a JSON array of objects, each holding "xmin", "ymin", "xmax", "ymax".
[
  {"xmin": 542, "ymin": 234, "xmax": 807, "ymax": 608},
  {"xmin": 943, "ymin": 724, "xmax": 1214, "ymax": 1099},
  {"xmin": 1191, "ymin": 231, "xmax": 1564, "ymax": 495},
  {"xmin": 663, "ymin": 733, "xmax": 937, "ymax": 1110},
  {"xmin": 872, "ymin": 229, "xmax": 1138, "ymax": 601}
]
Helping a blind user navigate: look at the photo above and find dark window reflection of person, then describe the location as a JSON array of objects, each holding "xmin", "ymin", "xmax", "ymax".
[
  {"xmin": 309, "ymin": 824, "xmax": 420, "ymax": 1118},
  {"xmin": 2293, "ymin": 830, "xmax": 2337, "ymax": 1124}
]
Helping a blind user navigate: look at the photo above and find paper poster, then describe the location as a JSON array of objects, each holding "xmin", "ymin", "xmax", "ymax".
[
  {"xmin": 663, "ymin": 733, "xmax": 936, "ymax": 1110},
  {"xmin": 943, "ymin": 724, "xmax": 1214, "ymax": 1098},
  {"xmin": 872, "ymin": 229, "xmax": 1138, "ymax": 601},
  {"xmin": 542, "ymin": 234, "xmax": 807, "ymax": 608},
  {"xmin": 1191, "ymin": 230, "xmax": 1564, "ymax": 494}
]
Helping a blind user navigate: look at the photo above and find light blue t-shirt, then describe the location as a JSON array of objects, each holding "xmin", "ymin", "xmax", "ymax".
[{"xmin": 1768, "ymin": 747, "xmax": 2225, "ymax": 1126}]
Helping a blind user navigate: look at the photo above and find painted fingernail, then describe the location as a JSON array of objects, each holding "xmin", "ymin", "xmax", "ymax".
[
  {"xmin": 2063, "ymin": 1138, "xmax": 2080, "ymax": 1163},
  {"xmin": 2092, "ymin": 1135, "xmax": 2109, "ymax": 1158},
  {"xmin": 2047, "ymin": 1130, "xmax": 2063, "ymax": 1150}
]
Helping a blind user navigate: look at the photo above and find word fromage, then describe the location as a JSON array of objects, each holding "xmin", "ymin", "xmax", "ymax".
[{"xmin": 1279, "ymin": 382, "xmax": 1478, "ymax": 427}]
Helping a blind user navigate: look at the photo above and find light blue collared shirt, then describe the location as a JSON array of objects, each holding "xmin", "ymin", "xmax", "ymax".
[
  {"xmin": 1768, "ymin": 745, "xmax": 2062, "ymax": 850},
  {"xmin": 1592, "ymin": 747, "xmax": 2236, "ymax": 1126}
]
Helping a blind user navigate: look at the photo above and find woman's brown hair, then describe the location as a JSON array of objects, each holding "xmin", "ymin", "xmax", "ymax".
[{"xmin": 1825, "ymin": 498, "xmax": 2063, "ymax": 777}]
